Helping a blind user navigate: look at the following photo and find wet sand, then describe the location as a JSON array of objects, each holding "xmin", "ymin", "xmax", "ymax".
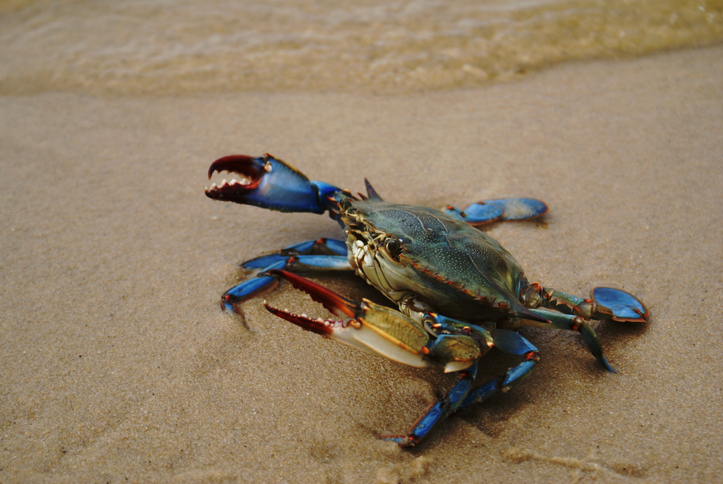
[{"xmin": 1, "ymin": 46, "xmax": 722, "ymax": 482}]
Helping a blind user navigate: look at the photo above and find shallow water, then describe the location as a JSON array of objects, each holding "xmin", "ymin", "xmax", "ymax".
[{"xmin": 1, "ymin": 0, "xmax": 721, "ymax": 94}]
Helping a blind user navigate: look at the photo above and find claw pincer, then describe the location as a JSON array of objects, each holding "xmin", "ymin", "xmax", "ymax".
[
  {"xmin": 205, "ymin": 153, "xmax": 650, "ymax": 447},
  {"xmin": 206, "ymin": 153, "xmax": 340, "ymax": 215},
  {"xmin": 265, "ymin": 269, "xmax": 432, "ymax": 368}
]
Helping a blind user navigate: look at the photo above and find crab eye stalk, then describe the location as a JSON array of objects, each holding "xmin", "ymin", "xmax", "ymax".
[{"xmin": 384, "ymin": 236, "xmax": 403, "ymax": 260}]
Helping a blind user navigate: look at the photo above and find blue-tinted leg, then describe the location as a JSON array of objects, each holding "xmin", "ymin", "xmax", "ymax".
[
  {"xmin": 591, "ymin": 287, "xmax": 649, "ymax": 322},
  {"xmin": 221, "ymin": 239, "xmax": 351, "ymax": 314},
  {"xmin": 242, "ymin": 238, "xmax": 347, "ymax": 269},
  {"xmin": 381, "ymin": 363, "xmax": 479, "ymax": 447},
  {"xmin": 523, "ymin": 307, "xmax": 614, "ymax": 372},
  {"xmin": 460, "ymin": 330, "xmax": 539, "ymax": 409},
  {"xmin": 522, "ymin": 284, "xmax": 649, "ymax": 323},
  {"xmin": 221, "ymin": 260, "xmax": 288, "ymax": 312},
  {"xmin": 442, "ymin": 198, "xmax": 548, "ymax": 226}
]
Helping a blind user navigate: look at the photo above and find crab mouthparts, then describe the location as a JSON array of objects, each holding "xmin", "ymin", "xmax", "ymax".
[{"xmin": 204, "ymin": 154, "xmax": 270, "ymax": 200}]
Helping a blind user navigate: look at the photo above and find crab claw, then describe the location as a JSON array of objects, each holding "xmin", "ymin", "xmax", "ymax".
[
  {"xmin": 205, "ymin": 153, "xmax": 341, "ymax": 214},
  {"xmin": 265, "ymin": 270, "xmax": 433, "ymax": 368},
  {"xmin": 591, "ymin": 287, "xmax": 650, "ymax": 322}
]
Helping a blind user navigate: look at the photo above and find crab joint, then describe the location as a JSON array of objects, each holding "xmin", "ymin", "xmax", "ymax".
[{"xmin": 569, "ymin": 316, "xmax": 583, "ymax": 332}]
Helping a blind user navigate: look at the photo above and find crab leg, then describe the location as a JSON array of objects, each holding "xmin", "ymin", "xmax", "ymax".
[
  {"xmin": 381, "ymin": 363, "xmax": 479, "ymax": 448},
  {"xmin": 442, "ymin": 198, "xmax": 548, "ymax": 226},
  {"xmin": 219, "ymin": 239, "xmax": 351, "ymax": 313},
  {"xmin": 221, "ymin": 260, "xmax": 286, "ymax": 313},
  {"xmin": 383, "ymin": 328, "xmax": 540, "ymax": 447},
  {"xmin": 241, "ymin": 238, "xmax": 348, "ymax": 269},
  {"xmin": 460, "ymin": 329, "xmax": 539, "ymax": 409},
  {"xmin": 378, "ymin": 314, "xmax": 493, "ymax": 447},
  {"xmin": 517, "ymin": 307, "xmax": 615, "ymax": 372},
  {"xmin": 514, "ymin": 284, "xmax": 648, "ymax": 371},
  {"xmin": 521, "ymin": 284, "xmax": 649, "ymax": 323}
]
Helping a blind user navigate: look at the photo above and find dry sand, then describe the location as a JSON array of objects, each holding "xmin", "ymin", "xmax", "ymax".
[{"xmin": 1, "ymin": 46, "xmax": 722, "ymax": 482}]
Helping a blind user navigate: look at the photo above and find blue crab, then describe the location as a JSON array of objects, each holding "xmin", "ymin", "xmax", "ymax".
[{"xmin": 205, "ymin": 153, "xmax": 649, "ymax": 447}]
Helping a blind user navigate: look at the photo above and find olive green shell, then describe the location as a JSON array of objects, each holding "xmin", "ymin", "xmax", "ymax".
[{"xmin": 346, "ymin": 200, "xmax": 528, "ymax": 322}]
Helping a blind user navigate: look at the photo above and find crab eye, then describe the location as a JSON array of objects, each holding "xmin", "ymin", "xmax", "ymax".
[{"xmin": 384, "ymin": 237, "xmax": 403, "ymax": 259}]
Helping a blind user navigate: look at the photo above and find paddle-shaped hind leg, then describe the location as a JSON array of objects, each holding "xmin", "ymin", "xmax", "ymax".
[
  {"xmin": 442, "ymin": 198, "xmax": 549, "ymax": 226},
  {"xmin": 521, "ymin": 283, "xmax": 649, "ymax": 323},
  {"xmin": 516, "ymin": 283, "xmax": 649, "ymax": 371}
]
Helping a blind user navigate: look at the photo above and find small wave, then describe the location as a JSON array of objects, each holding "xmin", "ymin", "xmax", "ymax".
[{"xmin": 0, "ymin": 0, "xmax": 721, "ymax": 95}]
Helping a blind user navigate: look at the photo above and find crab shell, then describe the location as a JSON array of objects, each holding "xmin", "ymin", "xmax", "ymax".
[{"xmin": 339, "ymin": 196, "xmax": 541, "ymax": 326}]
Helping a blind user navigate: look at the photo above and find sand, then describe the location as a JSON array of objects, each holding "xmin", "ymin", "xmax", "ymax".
[{"xmin": 1, "ymin": 46, "xmax": 722, "ymax": 482}]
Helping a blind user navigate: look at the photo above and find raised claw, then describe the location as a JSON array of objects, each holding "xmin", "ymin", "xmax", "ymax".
[
  {"xmin": 205, "ymin": 153, "xmax": 341, "ymax": 214},
  {"xmin": 591, "ymin": 287, "xmax": 650, "ymax": 322},
  {"xmin": 265, "ymin": 270, "xmax": 432, "ymax": 368}
]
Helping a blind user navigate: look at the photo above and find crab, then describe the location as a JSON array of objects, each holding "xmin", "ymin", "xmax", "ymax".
[{"xmin": 204, "ymin": 153, "xmax": 649, "ymax": 447}]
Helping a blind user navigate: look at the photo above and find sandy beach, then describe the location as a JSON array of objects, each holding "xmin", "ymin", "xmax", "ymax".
[{"xmin": 1, "ymin": 45, "xmax": 722, "ymax": 482}]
